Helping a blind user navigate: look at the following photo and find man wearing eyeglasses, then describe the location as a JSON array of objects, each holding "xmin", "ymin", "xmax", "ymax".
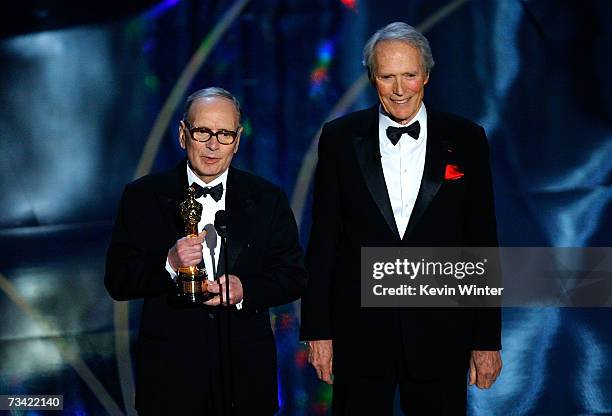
[{"xmin": 105, "ymin": 87, "xmax": 307, "ymax": 415}]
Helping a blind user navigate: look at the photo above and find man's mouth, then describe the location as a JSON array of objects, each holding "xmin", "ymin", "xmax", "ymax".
[
  {"xmin": 202, "ymin": 156, "xmax": 219, "ymax": 164},
  {"xmin": 391, "ymin": 98, "xmax": 409, "ymax": 104}
]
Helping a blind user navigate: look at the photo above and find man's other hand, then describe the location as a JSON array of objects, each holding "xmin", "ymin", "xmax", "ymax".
[
  {"xmin": 469, "ymin": 350, "xmax": 502, "ymax": 389},
  {"xmin": 204, "ymin": 274, "xmax": 243, "ymax": 306},
  {"xmin": 167, "ymin": 231, "xmax": 206, "ymax": 270},
  {"xmin": 308, "ymin": 340, "xmax": 333, "ymax": 384}
]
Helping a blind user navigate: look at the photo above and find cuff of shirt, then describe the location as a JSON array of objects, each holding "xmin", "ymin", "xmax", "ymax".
[{"xmin": 165, "ymin": 258, "xmax": 177, "ymax": 280}]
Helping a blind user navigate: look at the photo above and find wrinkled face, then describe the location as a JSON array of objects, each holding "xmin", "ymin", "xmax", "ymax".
[
  {"xmin": 179, "ymin": 97, "xmax": 241, "ymax": 183},
  {"xmin": 372, "ymin": 40, "xmax": 429, "ymax": 125}
]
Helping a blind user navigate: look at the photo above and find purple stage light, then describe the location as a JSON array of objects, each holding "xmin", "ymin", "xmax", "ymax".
[{"xmin": 143, "ymin": 0, "xmax": 181, "ymax": 20}]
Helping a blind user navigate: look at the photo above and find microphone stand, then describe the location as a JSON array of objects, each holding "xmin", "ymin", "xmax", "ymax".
[
  {"xmin": 204, "ymin": 224, "xmax": 226, "ymax": 415},
  {"xmin": 220, "ymin": 232, "xmax": 232, "ymax": 415},
  {"xmin": 215, "ymin": 211, "xmax": 233, "ymax": 416}
]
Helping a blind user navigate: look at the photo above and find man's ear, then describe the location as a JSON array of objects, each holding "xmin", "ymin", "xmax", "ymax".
[
  {"xmin": 178, "ymin": 121, "xmax": 186, "ymax": 150},
  {"xmin": 368, "ymin": 68, "xmax": 376, "ymax": 85},
  {"xmin": 233, "ymin": 128, "xmax": 242, "ymax": 154}
]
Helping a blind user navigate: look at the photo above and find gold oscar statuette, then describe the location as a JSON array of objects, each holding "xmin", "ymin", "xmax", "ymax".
[{"xmin": 176, "ymin": 186, "xmax": 212, "ymax": 303}]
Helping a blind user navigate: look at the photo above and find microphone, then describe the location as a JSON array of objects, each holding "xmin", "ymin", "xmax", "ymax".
[
  {"xmin": 214, "ymin": 210, "xmax": 228, "ymax": 238},
  {"xmin": 214, "ymin": 208, "xmax": 232, "ymax": 415},
  {"xmin": 203, "ymin": 223, "xmax": 218, "ymax": 278},
  {"xmin": 204, "ymin": 223, "xmax": 218, "ymax": 250}
]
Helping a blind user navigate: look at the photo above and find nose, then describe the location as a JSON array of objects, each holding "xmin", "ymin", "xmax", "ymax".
[
  {"xmin": 393, "ymin": 77, "xmax": 404, "ymax": 96},
  {"xmin": 206, "ymin": 136, "xmax": 220, "ymax": 151}
]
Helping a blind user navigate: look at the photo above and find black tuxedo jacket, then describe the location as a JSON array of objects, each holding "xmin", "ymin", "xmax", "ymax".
[
  {"xmin": 105, "ymin": 162, "xmax": 307, "ymax": 415},
  {"xmin": 300, "ymin": 105, "xmax": 501, "ymax": 377}
]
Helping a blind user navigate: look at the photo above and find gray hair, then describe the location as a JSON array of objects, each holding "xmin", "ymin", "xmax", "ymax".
[
  {"xmin": 182, "ymin": 87, "xmax": 242, "ymax": 125},
  {"xmin": 362, "ymin": 22, "xmax": 434, "ymax": 81}
]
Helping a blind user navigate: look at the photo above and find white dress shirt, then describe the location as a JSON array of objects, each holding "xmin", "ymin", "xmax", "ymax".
[
  {"xmin": 165, "ymin": 165, "xmax": 242, "ymax": 308},
  {"xmin": 378, "ymin": 103, "xmax": 428, "ymax": 239}
]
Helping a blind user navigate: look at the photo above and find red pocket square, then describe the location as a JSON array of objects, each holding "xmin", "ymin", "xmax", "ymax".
[{"xmin": 445, "ymin": 164, "xmax": 464, "ymax": 180}]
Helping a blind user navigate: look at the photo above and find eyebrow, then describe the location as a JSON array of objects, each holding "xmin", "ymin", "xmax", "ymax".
[{"xmin": 187, "ymin": 123, "xmax": 237, "ymax": 131}]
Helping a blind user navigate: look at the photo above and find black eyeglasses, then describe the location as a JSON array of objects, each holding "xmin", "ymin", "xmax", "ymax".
[{"xmin": 183, "ymin": 121, "xmax": 240, "ymax": 145}]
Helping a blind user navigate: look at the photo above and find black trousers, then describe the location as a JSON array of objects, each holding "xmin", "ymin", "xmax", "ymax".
[
  {"xmin": 136, "ymin": 311, "xmax": 278, "ymax": 416},
  {"xmin": 332, "ymin": 347, "xmax": 470, "ymax": 416}
]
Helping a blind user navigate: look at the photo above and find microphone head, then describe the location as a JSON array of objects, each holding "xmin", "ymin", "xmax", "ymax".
[
  {"xmin": 203, "ymin": 223, "xmax": 218, "ymax": 249},
  {"xmin": 214, "ymin": 210, "xmax": 228, "ymax": 237}
]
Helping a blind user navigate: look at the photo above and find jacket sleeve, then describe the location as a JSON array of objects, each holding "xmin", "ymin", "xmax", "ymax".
[
  {"xmin": 104, "ymin": 184, "xmax": 176, "ymax": 301},
  {"xmin": 299, "ymin": 124, "xmax": 343, "ymax": 340},
  {"xmin": 239, "ymin": 190, "xmax": 307, "ymax": 314},
  {"xmin": 466, "ymin": 127, "xmax": 502, "ymax": 351}
]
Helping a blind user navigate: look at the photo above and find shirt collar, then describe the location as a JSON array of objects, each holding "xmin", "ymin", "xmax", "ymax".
[
  {"xmin": 186, "ymin": 163, "xmax": 229, "ymax": 191},
  {"xmin": 378, "ymin": 102, "xmax": 427, "ymax": 144}
]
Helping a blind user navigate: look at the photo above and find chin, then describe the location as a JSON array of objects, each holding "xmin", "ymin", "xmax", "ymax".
[
  {"xmin": 201, "ymin": 170, "xmax": 219, "ymax": 178},
  {"xmin": 193, "ymin": 167, "xmax": 213, "ymax": 178},
  {"xmin": 390, "ymin": 113, "xmax": 411, "ymax": 123},
  {"xmin": 393, "ymin": 110, "xmax": 417, "ymax": 123}
]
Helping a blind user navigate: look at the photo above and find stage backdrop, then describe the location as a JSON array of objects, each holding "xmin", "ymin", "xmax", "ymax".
[{"xmin": 0, "ymin": 0, "xmax": 610, "ymax": 415}]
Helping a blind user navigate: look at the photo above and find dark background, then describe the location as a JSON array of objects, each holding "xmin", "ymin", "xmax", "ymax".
[{"xmin": 0, "ymin": 0, "xmax": 610, "ymax": 414}]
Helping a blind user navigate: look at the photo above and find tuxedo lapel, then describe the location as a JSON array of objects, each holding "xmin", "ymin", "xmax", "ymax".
[
  {"xmin": 217, "ymin": 167, "xmax": 255, "ymax": 277},
  {"xmin": 403, "ymin": 110, "xmax": 447, "ymax": 239},
  {"xmin": 353, "ymin": 106, "xmax": 400, "ymax": 239},
  {"xmin": 155, "ymin": 160, "xmax": 188, "ymax": 247}
]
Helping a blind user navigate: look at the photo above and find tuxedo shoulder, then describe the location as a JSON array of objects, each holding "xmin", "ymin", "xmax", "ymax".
[
  {"xmin": 125, "ymin": 168, "xmax": 177, "ymax": 192},
  {"xmin": 325, "ymin": 107, "xmax": 374, "ymax": 131},
  {"xmin": 230, "ymin": 168, "xmax": 284, "ymax": 196},
  {"xmin": 319, "ymin": 106, "xmax": 376, "ymax": 150},
  {"xmin": 430, "ymin": 110, "xmax": 483, "ymax": 132}
]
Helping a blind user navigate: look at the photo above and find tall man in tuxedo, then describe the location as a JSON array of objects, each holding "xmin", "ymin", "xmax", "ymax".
[
  {"xmin": 105, "ymin": 87, "xmax": 307, "ymax": 415},
  {"xmin": 300, "ymin": 22, "xmax": 502, "ymax": 415}
]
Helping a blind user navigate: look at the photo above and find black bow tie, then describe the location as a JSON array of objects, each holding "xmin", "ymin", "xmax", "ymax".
[
  {"xmin": 386, "ymin": 121, "xmax": 420, "ymax": 145},
  {"xmin": 192, "ymin": 182, "xmax": 224, "ymax": 202}
]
